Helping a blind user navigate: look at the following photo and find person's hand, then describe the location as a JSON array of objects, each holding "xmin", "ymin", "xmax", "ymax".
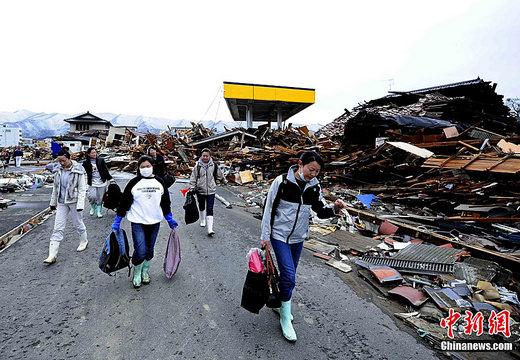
[
  {"xmin": 112, "ymin": 215, "xmax": 123, "ymax": 231},
  {"xmin": 164, "ymin": 213, "xmax": 178, "ymax": 229},
  {"xmin": 260, "ymin": 239, "xmax": 270, "ymax": 250},
  {"xmin": 50, "ymin": 205, "xmax": 56, "ymax": 211}
]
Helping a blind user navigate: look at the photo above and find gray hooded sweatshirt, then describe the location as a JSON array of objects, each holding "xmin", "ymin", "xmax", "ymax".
[{"xmin": 189, "ymin": 158, "xmax": 225, "ymax": 195}]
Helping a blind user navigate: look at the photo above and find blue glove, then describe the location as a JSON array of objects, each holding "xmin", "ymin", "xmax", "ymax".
[
  {"xmin": 112, "ymin": 215, "xmax": 123, "ymax": 231},
  {"xmin": 164, "ymin": 213, "xmax": 178, "ymax": 229}
]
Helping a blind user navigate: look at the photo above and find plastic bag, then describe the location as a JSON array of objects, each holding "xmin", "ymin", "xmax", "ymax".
[
  {"xmin": 164, "ymin": 228, "xmax": 181, "ymax": 279},
  {"xmin": 247, "ymin": 248, "xmax": 264, "ymax": 273}
]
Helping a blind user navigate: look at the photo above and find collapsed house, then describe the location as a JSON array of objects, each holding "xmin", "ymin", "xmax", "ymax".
[{"xmin": 1, "ymin": 77, "xmax": 519, "ymax": 351}]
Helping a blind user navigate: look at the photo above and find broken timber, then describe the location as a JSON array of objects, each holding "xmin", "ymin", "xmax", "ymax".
[{"xmin": 344, "ymin": 206, "xmax": 520, "ymax": 270}]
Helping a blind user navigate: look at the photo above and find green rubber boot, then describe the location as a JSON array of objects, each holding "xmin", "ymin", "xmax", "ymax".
[
  {"xmin": 89, "ymin": 205, "xmax": 95, "ymax": 216},
  {"xmin": 280, "ymin": 300, "xmax": 297, "ymax": 342},
  {"xmin": 132, "ymin": 263, "xmax": 143, "ymax": 288},
  {"xmin": 141, "ymin": 260, "xmax": 151, "ymax": 285},
  {"xmin": 273, "ymin": 307, "xmax": 293, "ymax": 321},
  {"xmin": 95, "ymin": 204, "xmax": 103, "ymax": 218}
]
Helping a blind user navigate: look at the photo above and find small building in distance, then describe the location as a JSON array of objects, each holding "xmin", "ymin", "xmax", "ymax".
[
  {"xmin": 0, "ymin": 124, "xmax": 22, "ymax": 148},
  {"xmin": 64, "ymin": 111, "xmax": 112, "ymax": 133}
]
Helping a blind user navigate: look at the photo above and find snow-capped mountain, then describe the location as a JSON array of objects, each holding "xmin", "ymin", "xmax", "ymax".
[
  {"xmin": 0, "ymin": 110, "xmax": 324, "ymax": 139},
  {"xmin": 0, "ymin": 110, "xmax": 240, "ymax": 139}
]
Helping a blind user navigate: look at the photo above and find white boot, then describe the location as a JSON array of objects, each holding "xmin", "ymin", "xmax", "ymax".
[
  {"xmin": 44, "ymin": 241, "xmax": 60, "ymax": 264},
  {"xmin": 76, "ymin": 232, "xmax": 88, "ymax": 252},
  {"xmin": 207, "ymin": 216, "xmax": 214, "ymax": 236},
  {"xmin": 199, "ymin": 210, "xmax": 206, "ymax": 227}
]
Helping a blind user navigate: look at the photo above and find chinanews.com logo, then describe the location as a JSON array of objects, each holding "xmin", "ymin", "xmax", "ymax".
[{"xmin": 439, "ymin": 309, "xmax": 514, "ymax": 352}]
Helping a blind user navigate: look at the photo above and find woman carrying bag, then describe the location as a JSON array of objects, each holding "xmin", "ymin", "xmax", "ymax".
[
  {"xmin": 189, "ymin": 148, "xmax": 227, "ymax": 236},
  {"xmin": 111, "ymin": 155, "xmax": 178, "ymax": 288},
  {"xmin": 260, "ymin": 151, "xmax": 346, "ymax": 342}
]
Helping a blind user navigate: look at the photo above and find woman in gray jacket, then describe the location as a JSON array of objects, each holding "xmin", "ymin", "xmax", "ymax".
[
  {"xmin": 261, "ymin": 151, "xmax": 346, "ymax": 342},
  {"xmin": 44, "ymin": 150, "xmax": 88, "ymax": 264},
  {"xmin": 189, "ymin": 148, "xmax": 226, "ymax": 236}
]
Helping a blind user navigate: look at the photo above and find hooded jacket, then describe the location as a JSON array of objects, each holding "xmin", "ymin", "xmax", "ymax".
[
  {"xmin": 189, "ymin": 158, "xmax": 225, "ymax": 195},
  {"xmin": 261, "ymin": 165, "xmax": 336, "ymax": 244},
  {"xmin": 49, "ymin": 160, "xmax": 87, "ymax": 210}
]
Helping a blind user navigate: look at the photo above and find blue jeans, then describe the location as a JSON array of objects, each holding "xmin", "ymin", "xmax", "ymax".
[
  {"xmin": 196, "ymin": 193, "xmax": 215, "ymax": 216},
  {"xmin": 270, "ymin": 239, "xmax": 304, "ymax": 302},
  {"xmin": 131, "ymin": 222, "xmax": 160, "ymax": 265}
]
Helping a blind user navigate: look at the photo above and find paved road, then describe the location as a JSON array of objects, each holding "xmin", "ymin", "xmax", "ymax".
[{"xmin": 0, "ymin": 180, "xmax": 439, "ymax": 360}]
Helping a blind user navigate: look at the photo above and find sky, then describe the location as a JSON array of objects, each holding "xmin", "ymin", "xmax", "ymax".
[{"xmin": 0, "ymin": 0, "xmax": 519, "ymax": 125}]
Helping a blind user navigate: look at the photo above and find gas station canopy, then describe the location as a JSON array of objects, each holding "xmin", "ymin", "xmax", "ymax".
[{"xmin": 223, "ymin": 82, "xmax": 315, "ymax": 128}]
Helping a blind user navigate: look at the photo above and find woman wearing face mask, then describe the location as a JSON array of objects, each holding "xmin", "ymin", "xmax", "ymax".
[
  {"xmin": 260, "ymin": 151, "xmax": 347, "ymax": 342},
  {"xmin": 111, "ymin": 156, "xmax": 178, "ymax": 288}
]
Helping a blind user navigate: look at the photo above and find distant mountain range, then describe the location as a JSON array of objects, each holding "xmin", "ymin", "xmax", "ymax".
[{"xmin": 0, "ymin": 110, "xmax": 324, "ymax": 139}]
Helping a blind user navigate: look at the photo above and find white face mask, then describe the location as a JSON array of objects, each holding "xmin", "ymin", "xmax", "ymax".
[{"xmin": 140, "ymin": 167, "xmax": 153, "ymax": 177}]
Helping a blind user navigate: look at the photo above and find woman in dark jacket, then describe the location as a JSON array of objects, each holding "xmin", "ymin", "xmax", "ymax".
[
  {"xmin": 82, "ymin": 147, "xmax": 112, "ymax": 218},
  {"xmin": 261, "ymin": 151, "xmax": 346, "ymax": 342},
  {"xmin": 111, "ymin": 155, "xmax": 178, "ymax": 288}
]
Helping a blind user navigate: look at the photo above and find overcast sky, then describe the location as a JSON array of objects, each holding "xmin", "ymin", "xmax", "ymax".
[{"xmin": 0, "ymin": 0, "xmax": 519, "ymax": 125}]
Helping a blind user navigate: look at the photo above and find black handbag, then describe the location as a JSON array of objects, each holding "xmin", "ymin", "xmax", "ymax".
[
  {"xmin": 265, "ymin": 249, "xmax": 282, "ymax": 308},
  {"xmin": 183, "ymin": 191, "xmax": 199, "ymax": 225},
  {"xmin": 241, "ymin": 270, "xmax": 269, "ymax": 314},
  {"xmin": 103, "ymin": 183, "xmax": 122, "ymax": 210}
]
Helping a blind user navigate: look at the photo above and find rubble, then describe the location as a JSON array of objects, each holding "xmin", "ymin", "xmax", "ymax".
[
  {"xmin": 0, "ymin": 171, "xmax": 51, "ymax": 193},
  {"xmin": 3, "ymin": 76, "xmax": 518, "ymax": 352}
]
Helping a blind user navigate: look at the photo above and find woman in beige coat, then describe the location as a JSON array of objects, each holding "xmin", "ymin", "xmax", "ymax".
[{"xmin": 189, "ymin": 148, "xmax": 226, "ymax": 236}]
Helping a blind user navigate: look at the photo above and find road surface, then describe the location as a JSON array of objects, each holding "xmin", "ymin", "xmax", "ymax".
[{"xmin": 0, "ymin": 180, "xmax": 439, "ymax": 360}]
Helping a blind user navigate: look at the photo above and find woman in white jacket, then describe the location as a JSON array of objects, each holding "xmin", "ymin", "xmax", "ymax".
[{"xmin": 44, "ymin": 150, "xmax": 88, "ymax": 264}]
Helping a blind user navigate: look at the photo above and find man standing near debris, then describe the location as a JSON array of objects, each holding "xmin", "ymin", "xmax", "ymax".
[
  {"xmin": 44, "ymin": 149, "xmax": 88, "ymax": 264},
  {"xmin": 111, "ymin": 155, "xmax": 178, "ymax": 288},
  {"xmin": 148, "ymin": 147, "xmax": 167, "ymax": 179},
  {"xmin": 148, "ymin": 147, "xmax": 175, "ymax": 188},
  {"xmin": 34, "ymin": 149, "xmax": 41, "ymax": 165},
  {"xmin": 189, "ymin": 148, "xmax": 227, "ymax": 236},
  {"xmin": 261, "ymin": 151, "xmax": 347, "ymax": 342},
  {"xmin": 82, "ymin": 147, "xmax": 112, "ymax": 218},
  {"xmin": 2, "ymin": 149, "xmax": 10, "ymax": 168},
  {"xmin": 13, "ymin": 147, "xmax": 23, "ymax": 167}
]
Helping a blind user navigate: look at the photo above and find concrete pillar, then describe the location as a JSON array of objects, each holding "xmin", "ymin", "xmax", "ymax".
[
  {"xmin": 276, "ymin": 111, "xmax": 283, "ymax": 130},
  {"xmin": 246, "ymin": 106, "xmax": 253, "ymax": 129}
]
